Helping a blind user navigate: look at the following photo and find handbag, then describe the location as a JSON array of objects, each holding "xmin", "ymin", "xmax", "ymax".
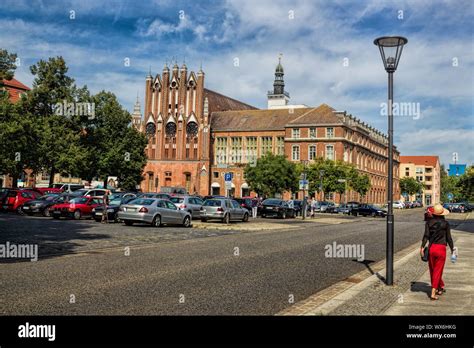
[{"xmin": 421, "ymin": 245, "xmax": 429, "ymax": 262}]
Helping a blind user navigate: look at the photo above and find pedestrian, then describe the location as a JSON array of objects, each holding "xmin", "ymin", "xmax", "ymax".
[
  {"xmin": 310, "ymin": 198, "xmax": 317, "ymax": 218},
  {"xmin": 420, "ymin": 203, "xmax": 455, "ymax": 301},
  {"xmin": 251, "ymin": 198, "xmax": 258, "ymax": 218},
  {"xmin": 101, "ymin": 190, "xmax": 110, "ymax": 224}
]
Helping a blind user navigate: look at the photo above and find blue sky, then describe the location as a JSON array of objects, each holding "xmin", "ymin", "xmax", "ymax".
[{"xmin": 1, "ymin": 0, "xmax": 473, "ymax": 166}]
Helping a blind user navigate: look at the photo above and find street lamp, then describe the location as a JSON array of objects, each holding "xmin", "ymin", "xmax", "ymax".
[
  {"xmin": 301, "ymin": 160, "xmax": 309, "ymax": 220},
  {"xmin": 374, "ymin": 36, "xmax": 408, "ymax": 286}
]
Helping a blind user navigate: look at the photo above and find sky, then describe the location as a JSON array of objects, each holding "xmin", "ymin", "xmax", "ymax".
[{"xmin": 0, "ymin": 0, "xmax": 473, "ymax": 167}]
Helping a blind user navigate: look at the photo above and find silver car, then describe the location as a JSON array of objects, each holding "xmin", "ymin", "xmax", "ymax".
[
  {"xmin": 200, "ymin": 198, "xmax": 249, "ymax": 223},
  {"xmin": 170, "ymin": 195, "xmax": 204, "ymax": 219},
  {"xmin": 118, "ymin": 198, "xmax": 191, "ymax": 227}
]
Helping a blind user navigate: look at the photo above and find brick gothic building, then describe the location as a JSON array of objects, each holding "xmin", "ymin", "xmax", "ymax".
[{"xmin": 139, "ymin": 61, "xmax": 400, "ymax": 203}]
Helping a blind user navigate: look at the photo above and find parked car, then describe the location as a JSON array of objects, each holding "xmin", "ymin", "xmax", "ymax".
[
  {"xmin": 21, "ymin": 193, "xmax": 75, "ymax": 217},
  {"xmin": 200, "ymin": 198, "xmax": 249, "ymax": 223},
  {"xmin": 234, "ymin": 198, "xmax": 254, "ymax": 212},
  {"xmin": 51, "ymin": 196, "xmax": 103, "ymax": 220},
  {"xmin": 290, "ymin": 200, "xmax": 303, "ymax": 216},
  {"xmin": 159, "ymin": 186, "xmax": 187, "ymax": 195},
  {"xmin": 260, "ymin": 198, "xmax": 295, "ymax": 219},
  {"xmin": 92, "ymin": 195, "xmax": 137, "ymax": 222},
  {"xmin": 346, "ymin": 201, "xmax": 360, "ymax": 216},
  {"xmin": 26, "ymin": 187, "xmax": 63, "ymax": 195},
  {"xmin": 324, "ymin": 202, "xmax": 338, "ymax": 213},
  {"xmin": 393, "ymin": 201, "xmax": 405, "ymax": 209},
  {"xmin": 336, "ymin": 203, "xmax": 351, "ymax": 214},
  {"xmin": 139, "ymin": 192, "xmax": 172, "ymax": 200},
  {"xmin": 109, "ymin": 191, "xmax": 137, "ymax": 200},
  {"xmin": 1, "ymin": 188, "xmax": 43, "ymax": 213},
  {"xmin": 170, "ymin": 195, "xmax": 204, "ymax": 219},
  {"xmin": 51, "ymin": 183, "xmax": 84, "ymax": 192},
  {"xmin": 449, "ymin": 203, "xmax": 471, "ymax": 213},
  {"xmin": 71, "ymin": 188, "xmax": 107, "ymax": 198},
  {"xmin": 357, "ymin": 204, "xmax": 387, "ymax": 217},
  {"xmin": 203, "ymin": 195, "xmax": 226, "ymax": 200},
  {"xmin": 118, "ymin": 198, "xmax": 192, "ymax": 227}
]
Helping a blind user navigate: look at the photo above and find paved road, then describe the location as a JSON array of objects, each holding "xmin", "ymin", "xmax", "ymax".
[{"xmin": 0, "ymin": 209, "xmax": 458, "ymax": 315}]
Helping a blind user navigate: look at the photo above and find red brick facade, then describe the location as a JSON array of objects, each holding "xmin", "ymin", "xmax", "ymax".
[{"xmin": 139, "ymin": 64, "xmax": 400, "ymax": 204}]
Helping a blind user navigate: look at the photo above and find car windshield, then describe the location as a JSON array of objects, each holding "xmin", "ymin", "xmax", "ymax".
[
  {"xmin": 204, "ymin": 199, "xmax": 222, "ymax": 207},
  {"xmin": 69, "ymin": 197, "xmax": 88, "ymax": 204},
  {"xmin": 128, "ymin": 198, "xmax": 154, "ymax": 206},
  {"xmin": 263, "ymin": 199, "xmax": 281, "ymax": 205},
  {"xmin": 170, "ymin": 197, "xmax": 184, "ymax": 203}
]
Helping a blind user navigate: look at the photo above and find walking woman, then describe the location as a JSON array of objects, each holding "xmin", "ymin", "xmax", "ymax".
[{"xmin": 420, "ymin": 203, "xmax": 455, "ymax": 300}]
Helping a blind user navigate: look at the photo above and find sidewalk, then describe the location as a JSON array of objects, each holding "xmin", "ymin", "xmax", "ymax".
[{"xmin": 278, "ymin": 213, "xmax": 473, "ymax": 316}]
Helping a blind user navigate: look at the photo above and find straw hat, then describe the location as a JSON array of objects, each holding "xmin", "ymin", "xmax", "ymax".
[{"xmin": 432, "ymin": 203, "xmax": 449, "ymax": 216}]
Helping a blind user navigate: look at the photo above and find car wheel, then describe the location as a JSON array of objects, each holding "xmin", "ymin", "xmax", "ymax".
[
  {"xmin": 223, "ymin": 214, "xmax": 230, "ymax": 224},
  {"xmin": 182, "ymin": 216, "xmax": 191, "ymax": 227},
  {"xmin": 114, "ymin": 214, "xmax": 120, "ymax": 223},
  {"xmin": 281, "ymin": 211, "xmax": 286, "ymax": 219},
  {"xmin": 42, "ymin": 208, "xmax": 51, "ymax": 217},
  {"xmin": 124, "ymin": 220, "xmax": 133, "ymax": 226},
  {"xmin": 73, "ymin": 210, "xmax": 82, "ymax": 220},
  {"xmin": 152, "ymin": 215, "xmax": 161, "ymax": 227},
  {"xmin": 200, "ymin": 218, "xmax": 208, "ymax": 222},
  {"xmin": 242, "ymin": 213, "xmax": 249, "ymax": 222}
]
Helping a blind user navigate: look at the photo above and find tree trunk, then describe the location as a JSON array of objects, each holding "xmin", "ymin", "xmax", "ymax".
[
  {"xmin": 48, "ymin": 165, "xmax": 56, "ymax": 187},
  {"xmin": 11, "ymin": 173, "xmax": 18, "ymax": 188}
]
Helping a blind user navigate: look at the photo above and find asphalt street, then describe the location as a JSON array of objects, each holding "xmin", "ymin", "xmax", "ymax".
[{"xmin": 0, "ymin": 209, "xmax": 442, "ymax": 315}]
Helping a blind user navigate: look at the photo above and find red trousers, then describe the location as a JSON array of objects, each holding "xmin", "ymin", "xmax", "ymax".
[{"xmin": 428, "ymin": 243, "xmax": 446, "ymax": 289}]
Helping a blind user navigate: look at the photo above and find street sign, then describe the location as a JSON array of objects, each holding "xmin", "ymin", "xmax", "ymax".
[
  {"xmin": 225, "ymin": 182, "xmax": 233, "ymax": 190},
  {"xmin": 300, "ymin": 173, "xmax": 307, "ymax": 180},
  {"xmin": 224, "ymin": 172, "xmax": 233, "ymax": 182},
  {"xmin": 299, "ymin": 180, "xmax": 309, "ymax": 190},
  {"xmin": 447, "ymin": 193, "xmax": 453, "ymax": 200}
]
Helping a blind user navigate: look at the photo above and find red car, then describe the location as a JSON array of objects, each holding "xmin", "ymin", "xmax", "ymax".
[
  {"xmin": 1, "ymin": 189, "xmax": 43, "ymax": 213},
  {"xmin": 51, "ymin": 196, "xmax": 103, "ymax": 220}
]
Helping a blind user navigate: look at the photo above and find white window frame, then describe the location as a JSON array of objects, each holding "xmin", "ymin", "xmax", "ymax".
[
  {"xmin": 292, "ymin": 145, "xmax": 300, "ymax": 161},
  {"xmin": 292, "ymin": 128, "xmax": 300, "ymax": 139},
  {"xmin": 309, "ymin": 144, "xmax": 317, "ymax": 160},
  {"xmin": 325, "ymin": 144, "xmax": 335, "ymax": 160}
]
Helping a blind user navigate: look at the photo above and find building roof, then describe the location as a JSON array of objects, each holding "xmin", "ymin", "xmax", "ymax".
[
  {"xmin": 210, "ymin": 104, "xmax": 341, "ymax": 131},
  {"xmin": 400, "ymin": 156, "xmax": 440, "ymax": 167},
  {"xmin": 0, "ymin": 78, "xmax": 30, "ymax": 103},
  {"xmin": 204, "ymin": 88, "xmax": 258, "ymax": 114}
]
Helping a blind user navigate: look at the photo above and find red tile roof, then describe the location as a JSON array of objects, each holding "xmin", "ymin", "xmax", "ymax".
[
  {"xmin": 0, "ymin": 78, "xmax": 30, "ymax": 103},
  {"xmin": 400, "ymin": 156, "xmax": 439, "ymax": 167},
  {"xmin": 211, "ymin": 104, "xmax": 341, "ymax": 131},
  {"xmin": 204, "ymin": 88, "xmax": 257, "ymax": 114}
]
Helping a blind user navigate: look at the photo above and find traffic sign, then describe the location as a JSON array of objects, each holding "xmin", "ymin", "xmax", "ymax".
[
  {"xmin": 224, "ymin": 172, "xmax": 233, "ymax": 182},
  {"xmin": 225, "ymin": 182, "xmax": 233, "ymax": 190},
  {"xmin": 447, "ymin": 193, "xmax": 453, "ymax": 200},
  {"xmin": 299, "ymin": 180, "xmax": 309, "ymax": 190}
]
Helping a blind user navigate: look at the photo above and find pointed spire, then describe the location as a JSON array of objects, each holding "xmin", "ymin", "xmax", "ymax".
[
  {"xmin": 146, "ymin": 66, "xmax": 152, "ymax": 80},
  {"xmin": 163, "ymin": 61, "xmax": 169, "ymax": 73},
  {"xmin": 198, "ymin": 61, "xmax": 204, "ymax": 76}
]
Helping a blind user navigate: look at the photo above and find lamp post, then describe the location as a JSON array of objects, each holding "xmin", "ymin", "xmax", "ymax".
[
  {"xmin": 301, "ymin": 160, "xmax": 309, "ymax": 220},
  {"xmin": 374, "ymin": 36, "xmax": 408, "ymax": 286}
]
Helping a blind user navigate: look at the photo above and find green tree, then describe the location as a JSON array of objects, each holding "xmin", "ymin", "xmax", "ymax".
[
  {"xmin": 350, "ymin": 173, "xmax": 371, "ymax": 202},
  {"xmin": 24, "ymin": 56, "xmax": 85, "ymax": 185},
  {"xmin": 244, "ymin": 153, "xmax": 298, "ymax": 197},
  {"xmin": 457, "ymin": 166, "xmax": 474, "ymax": 202},
  {"xmin": 79, "ymin": 91, "xmax": 147, "ymax": 189},
  {"xmin": 0, "ymin": 92, "xmax": 40, "ymax": 187},
  {"xmin": 0, "ymin": 49, "xmax": 17, "ymax": 80},
  {"xmin": 440, "ymin": 164, "xmax": 462, "ymax": 202},
  {"xmin": 399, "ymin": 176, "xmax": 424, "ymax": 199}
]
